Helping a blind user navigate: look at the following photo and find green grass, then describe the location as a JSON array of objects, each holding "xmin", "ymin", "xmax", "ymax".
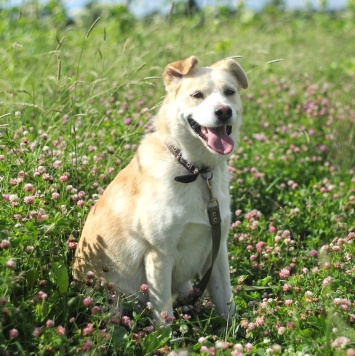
[{"xmin": 0, "ymin": 4, "xmax": 355, "ymax": 355}]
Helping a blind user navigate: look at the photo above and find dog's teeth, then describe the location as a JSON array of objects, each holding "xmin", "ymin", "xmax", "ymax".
[
  {"xmin": 189, "ymin": 119, "xmax": 201, "ymax": 132},
  {"xmin": 201, "ymin": 127, "xmax": 208, "ymax": 135}
]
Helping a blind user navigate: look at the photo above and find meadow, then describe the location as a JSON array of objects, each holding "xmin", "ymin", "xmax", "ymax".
[{"xmin": 0, "ymin": 2, "xmax": 355, "ymax": 355}]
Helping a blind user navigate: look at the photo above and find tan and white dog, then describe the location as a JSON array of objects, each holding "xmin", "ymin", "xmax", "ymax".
[{"xmin": 73, "ymin": 56, "xmax": 248, "ymax": 320}]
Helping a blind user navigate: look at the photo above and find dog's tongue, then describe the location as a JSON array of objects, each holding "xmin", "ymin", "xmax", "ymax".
[{"xmin": 206, "ymin": 126, "xmax": 234, "ymax": 155}]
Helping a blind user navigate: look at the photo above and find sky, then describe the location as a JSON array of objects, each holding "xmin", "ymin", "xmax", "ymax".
[{"xmin": 5, "ymin": 0, "xmax": 349, "ymax": 17}]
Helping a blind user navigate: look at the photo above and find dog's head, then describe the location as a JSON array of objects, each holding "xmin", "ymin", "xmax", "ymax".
[{"xmin": 160, "ymin": 56, "xmax": 248, "ymax": 159}]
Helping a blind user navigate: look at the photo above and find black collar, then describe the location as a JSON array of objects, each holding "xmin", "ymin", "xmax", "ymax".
[{"xmin": 166, "ymin": 143, "xmax": 211, "ymax": 183}]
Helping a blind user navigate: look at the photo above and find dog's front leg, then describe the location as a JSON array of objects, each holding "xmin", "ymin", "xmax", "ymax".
[
  {"xmin": 145, "ymin": 250, "xmax": 174, "ymax": 320},
  {"xmin": 206, "ymin": 242, "xmax": 236, "ymax": 320}
]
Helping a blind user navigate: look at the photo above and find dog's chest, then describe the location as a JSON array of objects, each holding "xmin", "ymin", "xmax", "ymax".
[
  {"xmin": 170, "ymin": 179, "xmax": 230, "ymax": 280},
  {"xmin": 142, "ymin": 172, "xmax": 230, "ymax": 248}
]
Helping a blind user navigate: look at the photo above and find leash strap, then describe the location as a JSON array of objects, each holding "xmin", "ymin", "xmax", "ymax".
[{"xmin": 196, "ymin": 194, "xmax": 221, "ymax": 296}]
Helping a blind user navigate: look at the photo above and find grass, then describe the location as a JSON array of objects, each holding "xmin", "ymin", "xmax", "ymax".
[{"xmin": 0, "ymin": 3, "xmax": 355, "ymax": 355}]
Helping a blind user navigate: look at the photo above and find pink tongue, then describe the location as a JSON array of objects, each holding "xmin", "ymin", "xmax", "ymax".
[{"xmin": 206, "ymin": 126, "xmax": 234, "ymax": 155}]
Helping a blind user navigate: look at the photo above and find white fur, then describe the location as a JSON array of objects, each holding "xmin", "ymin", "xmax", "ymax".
[{"xmin": 73, "ymin": 56, "xmax": 248, "ymax": 320}]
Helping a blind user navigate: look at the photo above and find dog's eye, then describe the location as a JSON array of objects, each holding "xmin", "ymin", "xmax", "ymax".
[
  {"xmin": 225, "ymin": 88, "xmax": 236, "ymax": 96},
  {"xmin": 191, "ymin": 91, "xmax": 204, "ymax": 99}
]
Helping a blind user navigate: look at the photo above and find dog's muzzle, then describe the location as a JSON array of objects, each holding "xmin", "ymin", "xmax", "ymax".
[{"xmin": 188, "ymin": 118, "xmax": 234, "ymax": 155}]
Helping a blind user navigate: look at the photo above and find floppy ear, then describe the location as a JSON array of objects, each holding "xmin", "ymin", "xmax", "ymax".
[
  {"xmin": 163, "ymin": 56, "xmax": 199, "ymax": 88},
  {"xmin": 212, "ymin": 58, "xmax": 248, "ymax": 89}
]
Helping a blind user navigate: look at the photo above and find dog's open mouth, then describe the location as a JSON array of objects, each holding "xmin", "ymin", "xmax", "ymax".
[{"xmin": 188, "ymin": 118, "xmax": 234, "ymax": 155}]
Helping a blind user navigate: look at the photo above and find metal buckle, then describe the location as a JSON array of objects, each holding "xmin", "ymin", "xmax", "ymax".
[{"xmin": 201, "ymin": 170, "xmax": 213, "ymax": 182}]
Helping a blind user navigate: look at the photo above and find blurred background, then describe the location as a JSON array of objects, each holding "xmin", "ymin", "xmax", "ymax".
[{"xmin": 1, "ymin": 0, "xmax": 352, "ymax": 20}]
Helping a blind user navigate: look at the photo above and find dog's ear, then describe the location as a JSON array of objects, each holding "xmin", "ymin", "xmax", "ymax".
[
  {"xmin": 212, "ymin": 58, "xmax": 248, "ymax": 89},
  {"xmin": 163, "ymin": 56, "xmax": 199, "ymax": 88}
]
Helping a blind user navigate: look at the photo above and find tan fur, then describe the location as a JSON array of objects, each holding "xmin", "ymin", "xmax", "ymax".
[{"xmin": 73, "ymin": 56, "xmax": 248, "ymax": 320}]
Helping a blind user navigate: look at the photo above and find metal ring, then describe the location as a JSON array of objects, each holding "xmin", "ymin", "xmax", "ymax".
[{"xmin": 201, "ymin": 170, "xmax": 213, "ymax": 181}]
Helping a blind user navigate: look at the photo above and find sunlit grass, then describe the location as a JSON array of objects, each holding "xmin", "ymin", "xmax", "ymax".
[{"xmin": 0, "ymin": 5, "xmax": 354, "ymax": 355}]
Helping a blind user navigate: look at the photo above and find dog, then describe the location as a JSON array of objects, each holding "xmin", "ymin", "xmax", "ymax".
[{"xmin": 72, "ymin": 56, "xmax": 248, "ymax": 320}]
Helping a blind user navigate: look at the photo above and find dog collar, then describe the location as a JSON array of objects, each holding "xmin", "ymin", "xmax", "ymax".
[{"xmin": 166, "ymin": 143, "xmax": 211, "ymax": 183}]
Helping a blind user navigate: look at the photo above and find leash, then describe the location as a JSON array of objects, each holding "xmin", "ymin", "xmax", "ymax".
[
  {"xmin": 166, "ymin": 143, "xmax": 222, "ymax": 297},
  {"xmin": 196, "ymin": 173, "xmax": 221, "ymax": 296}
]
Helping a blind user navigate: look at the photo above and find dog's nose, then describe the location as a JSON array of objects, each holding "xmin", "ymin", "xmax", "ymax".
[{"xmin": 214, "ymin": 105, "xmax": 232, "ymax": 122}]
